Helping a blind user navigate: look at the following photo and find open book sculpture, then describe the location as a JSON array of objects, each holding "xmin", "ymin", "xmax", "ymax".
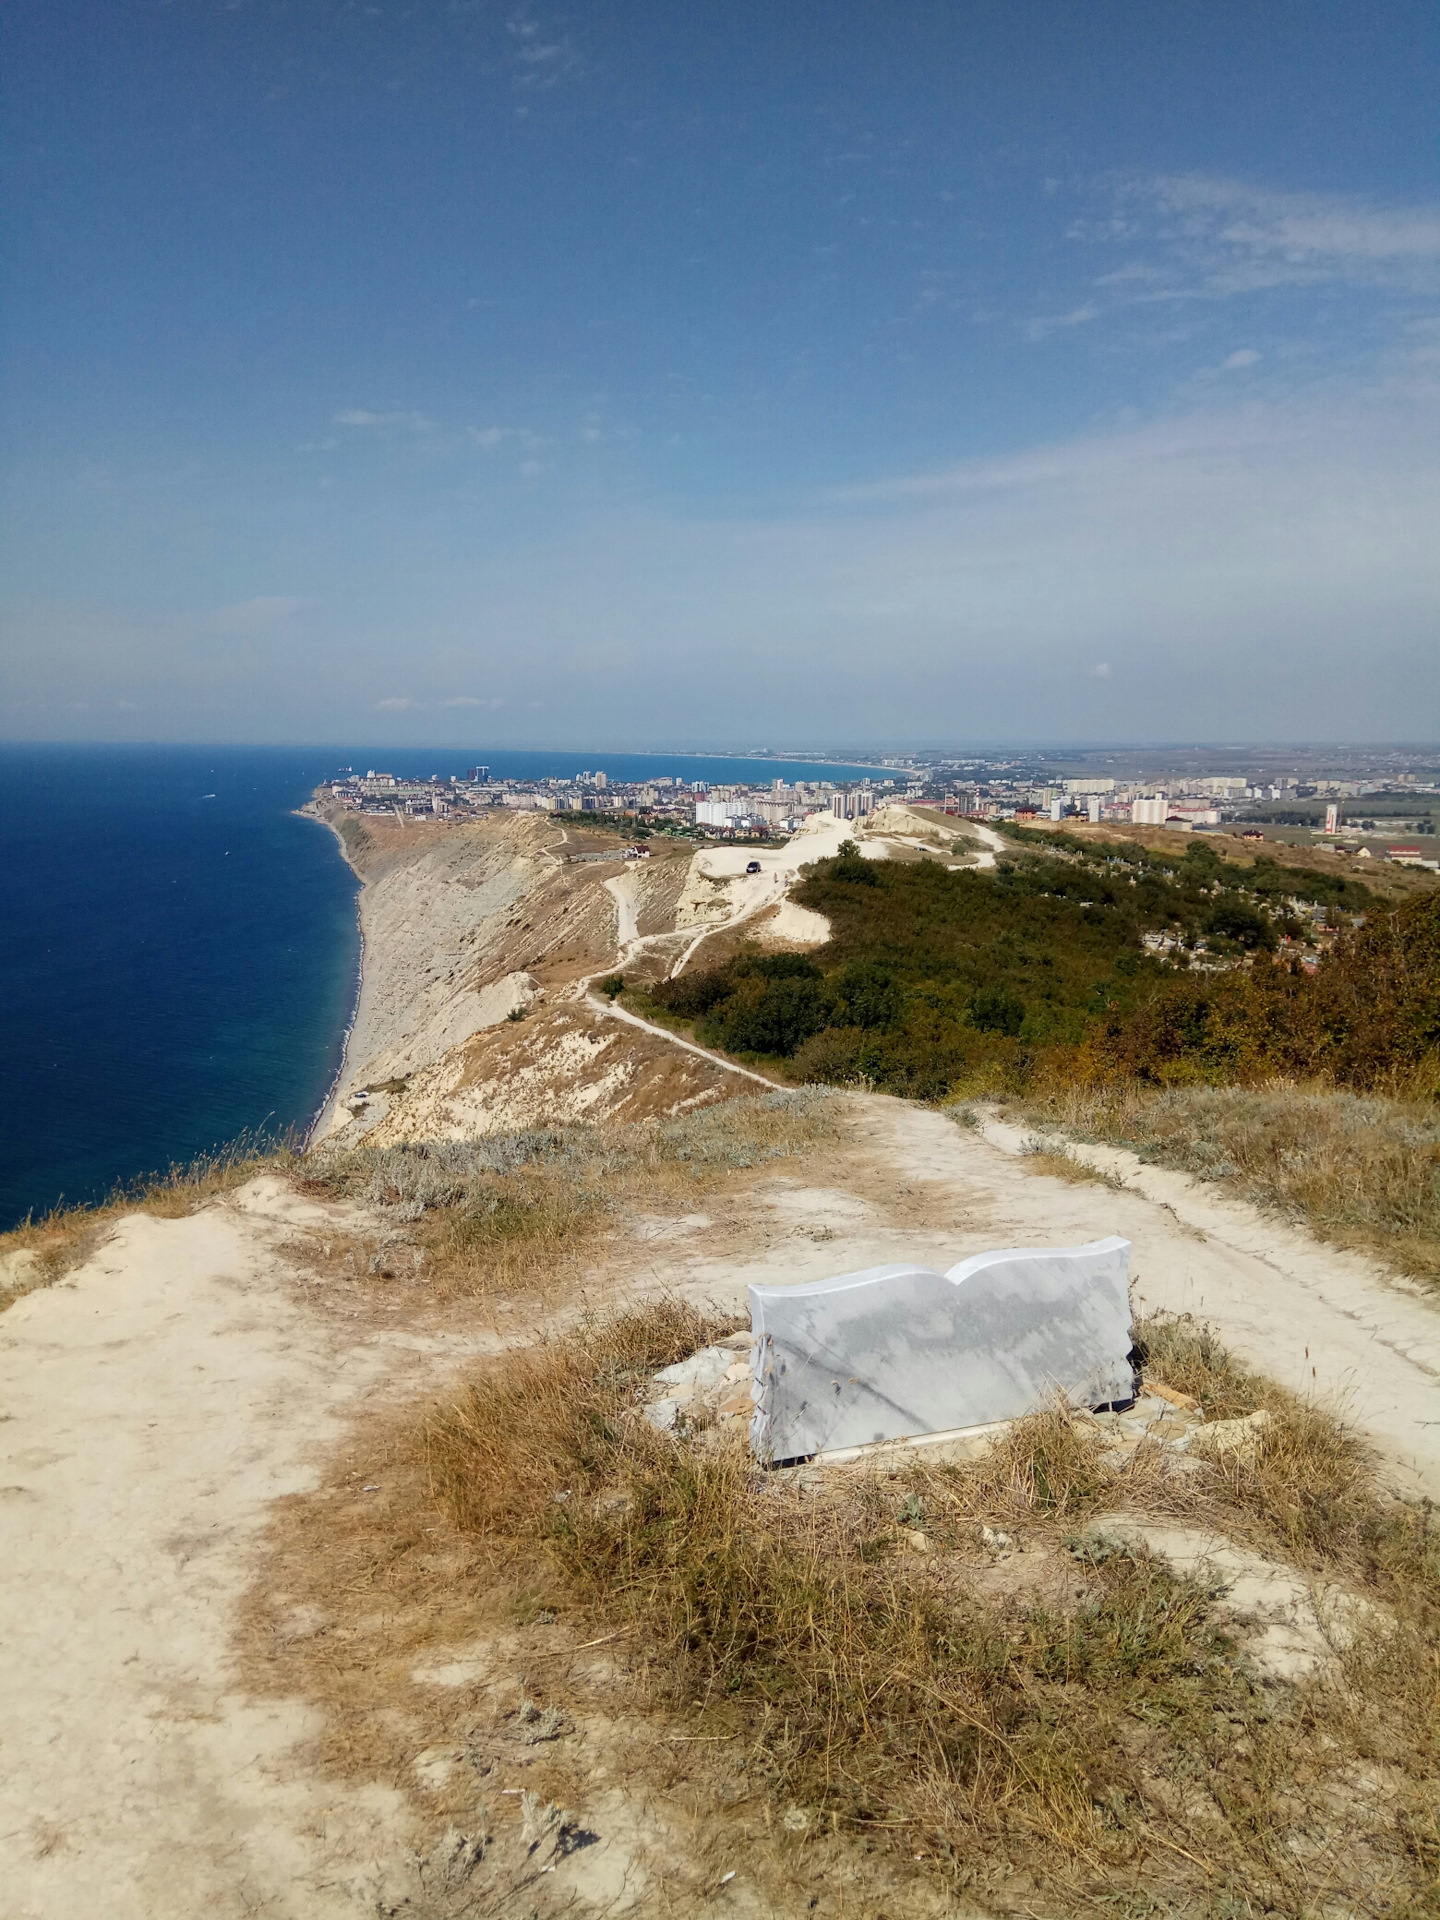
[{"xmin": 748, "ymin": 1235, "xmax": 1132, "ymax": 1464}]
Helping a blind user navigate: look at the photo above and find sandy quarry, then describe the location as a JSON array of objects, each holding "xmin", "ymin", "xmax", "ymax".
[{"xmin": 3, "ymin": 802, "xmax": 1438, "ymax": 1915}]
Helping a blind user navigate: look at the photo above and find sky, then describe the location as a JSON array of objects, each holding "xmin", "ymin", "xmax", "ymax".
[{"xmin": 2, "ymin": 0, "xmax": 1438, "ymax": 750}]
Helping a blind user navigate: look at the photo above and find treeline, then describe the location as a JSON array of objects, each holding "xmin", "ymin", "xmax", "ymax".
[{"xmin": 635, "ymin": 841, "xmax": 1439, "ymax": 1100}]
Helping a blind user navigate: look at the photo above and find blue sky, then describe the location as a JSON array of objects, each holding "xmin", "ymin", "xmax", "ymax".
[{"xmin": 2, "ymin": 0, "xmax": 1438, "ymax": 747}]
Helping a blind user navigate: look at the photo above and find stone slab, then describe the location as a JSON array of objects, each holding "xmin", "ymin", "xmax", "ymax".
[{"xmin": 748, "ymin": 1235, "xmax": 1133, "ymax": 1462}]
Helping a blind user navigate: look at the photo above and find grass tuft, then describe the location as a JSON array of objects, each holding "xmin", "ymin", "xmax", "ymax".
[
  {"xmin": 1017, "ymin": 1080, "xmax": 1440, "ymax": 1284},
  {"xmin": 414, "ymin": 1303, "xmax": 1440, "ymax": 1911},
  {"xmin": 306, "ymin": 1089, "xmax": 839, "ymax": 1301}
]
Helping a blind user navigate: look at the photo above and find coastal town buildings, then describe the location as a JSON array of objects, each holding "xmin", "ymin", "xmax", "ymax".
[{"xmin": 317, "ymin": 751, "xmax": 1438, "ymax": 859}]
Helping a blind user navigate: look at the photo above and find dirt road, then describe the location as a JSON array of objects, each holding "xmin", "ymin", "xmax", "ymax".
[{"xmin": 3, "ymin": 1089, "xmax": 1438, "ymax": 1914}]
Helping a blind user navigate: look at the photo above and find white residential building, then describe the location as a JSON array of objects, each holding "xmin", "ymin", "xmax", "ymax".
[{"xmin": 695, "ymin": 799, "xmax": 746, "ymax": 828}]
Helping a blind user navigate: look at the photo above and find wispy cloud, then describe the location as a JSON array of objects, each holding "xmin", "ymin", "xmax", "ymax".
[
  {"xmin": 206, "ymin": 596, "xmax": 310, "ymax": 635},
  {"xmin": 8, "ymin": 372, "xmax": 1438, "ymax": 745},
  {"xmin": 334, "ymin": 409, "xmax": 437, "ymax": 431},
  {"xmin": 371, "ymin": 694, "xmax": 504, "ymax": 713},
  {"xmin": 506, "ymin": 9, "xmax": 583, "ymax": 88},
  {"xmin": 468, "ymin": 425, "xmax": 548, "ymax": 452},
  {"xmin": 1149, "ymin": 174, "xmax": 1440, "ymax": 291},
  {"xmin": 1022, "ymin": 301, "xmax": 1099, "ymax": 341},
  {"xmin": 1073, "ymin": 175, "xmax": 1440, "ymax": 306}
]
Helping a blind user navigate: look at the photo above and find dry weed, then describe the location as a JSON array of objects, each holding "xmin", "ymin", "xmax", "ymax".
[
  {"xmin": 306, "ymin": 1089, "xmax": 840, "ymax": 1304},
  {"xmin": 1016, "ymin": 1081, "xmax": 1440, "ymax": 1284},
  {"xmin": 411, "ymin": 1304, "xmax": 1440, "ymax": 1915},
  {"xmin": 1018, "ymin": 1139, "xmax": 1126, "ymax": 1192}
]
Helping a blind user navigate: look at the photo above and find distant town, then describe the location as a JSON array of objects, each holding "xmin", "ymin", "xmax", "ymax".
[{"xmin": 320, "ymin": 746, "xmax": 1439, "ymax": 870}]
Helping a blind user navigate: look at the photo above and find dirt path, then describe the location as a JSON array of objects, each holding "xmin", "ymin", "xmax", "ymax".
[
  {"xmin": 662, "ymin": 1096, "xmax": 1440, "ymax": 1498},
  {"xmin": 3, "ymin": 1102, "xmax": 1437, "ymax": 1913},
  {"xmin": 0, "ymin": 1179, "xmax": 492, "ymax": 1920}
]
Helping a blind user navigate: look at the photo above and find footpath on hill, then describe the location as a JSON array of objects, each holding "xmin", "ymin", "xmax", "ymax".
[{"xmin": 2, "ymin": 1087, "xmax": 1437, "ymax": 1918}]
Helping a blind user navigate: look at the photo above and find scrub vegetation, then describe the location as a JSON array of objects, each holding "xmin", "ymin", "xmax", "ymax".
[
  {"xmin": 1014, "ymin": 1082, "xmax": 1440, "ymax": 1285},
  {"xmin": 636, "ymin": 837, "xmax": 1439, "ymax": 1102},
  {"xmin": 392, "ymin": 1304, "xmax": 1440, "ymax": 1917},
  {"xmin": 300, "ymin": 1090, "xmax": 838, "ymax": 1302}
]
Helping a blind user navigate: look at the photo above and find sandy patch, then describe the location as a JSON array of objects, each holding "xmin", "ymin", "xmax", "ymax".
[
  {"xmin": 0, "ymin": 1188, "xmax": 480, "ymax": 1919},
  {"xmin": 753, "ymin": 898, "xmax": 831, "ymax": 947}
]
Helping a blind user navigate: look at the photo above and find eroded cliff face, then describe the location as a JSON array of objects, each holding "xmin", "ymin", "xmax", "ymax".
[{"xmin": 315, "ymin": 810, "xmax": 737, "ymax": 1144}]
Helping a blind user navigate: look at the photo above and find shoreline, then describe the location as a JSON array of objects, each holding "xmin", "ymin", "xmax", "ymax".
[{"xmin": 296, "ymin": 804, "xmax": 366, "ymax": 1148}]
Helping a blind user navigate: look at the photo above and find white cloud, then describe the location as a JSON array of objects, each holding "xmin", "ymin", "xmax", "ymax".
[
  {"xmin": 1089, "ymin": 663, "xmax": 1112, "ymax": 679},
  {"xmin": 1222, "ymin": 349, "xmax": 1261, "ymax": 370},
  {"xmin": 374, "ymin": 696, "xmax": 414, "ymax": 710},
  {"xmin": 206, "ymin": 596, "xmax": 309, "ymax": 635},
  {"xmin": 1095, "ymin": 176, "xmax": 1440, "ymax": 300},
  {"xmin": 334, "ymin": 409, "xmax": 436, "ymax": 431},
  {"xmin": 1023, "ymin": 302, "xmax": 1099, "ymax": 342},
  {"xmin": 442, "ymin": 695, "xmax": 503, "ymax": 708},
  {"xmin": 518, "ymin": 458, "xmax": 545, "ymax": 478}
]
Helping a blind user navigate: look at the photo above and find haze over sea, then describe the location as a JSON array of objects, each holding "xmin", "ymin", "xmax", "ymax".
[{"xmin": 0, "ymin": 742, "xmax": 885, "ymax": 1228}]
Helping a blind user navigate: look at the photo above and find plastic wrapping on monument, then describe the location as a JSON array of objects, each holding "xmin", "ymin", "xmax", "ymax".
[{"xmin": 748, "ymin": 1236, "xmax": 1133, "ymax": 1465}]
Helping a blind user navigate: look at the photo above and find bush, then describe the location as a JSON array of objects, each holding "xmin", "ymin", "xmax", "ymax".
[
  {"xmin": 638, "ymin": 845, "xmax": 1439, "ymax": 1101},
  {"xmin": 1093, "ymin": 892, "xmax": 1440, "ymax": 1091},
  {"xmin": 790, "ymin": 1025, "xmax": 871, "ymax": 1084},
  {"xmin": 705, "ymin": 971, "xmax": 834, "ymax": 1057},
  {"xmin": 968, "ymin": 984, "xmax": 1027, "ymax": 1036}
]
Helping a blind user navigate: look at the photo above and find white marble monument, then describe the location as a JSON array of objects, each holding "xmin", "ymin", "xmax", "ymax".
[{"xmin": 748, "ymin": 1235, "xmax": 1133, "ymax": 1463}]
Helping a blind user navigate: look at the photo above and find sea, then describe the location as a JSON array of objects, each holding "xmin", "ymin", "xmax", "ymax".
[{"xmin": 0, "ymin": 743, "xmax": 889, "ymax": 1228}]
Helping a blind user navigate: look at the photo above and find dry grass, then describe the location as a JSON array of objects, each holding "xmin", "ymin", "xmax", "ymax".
[
  {"xmin": 1017, "ymin": 1138, "xmax": 1126, "ymax": 1192},
  {"xmin": 304, "ymin": 1089, "xmax": 840, "ymax": 1304},
  {"xmin": 1015, "ymin": 1080, "xmax": 1440, "ymax": 1285},
  {"xmin": 399, "ymin": 1304, "xmax": 1440, "ymax": 1916}
]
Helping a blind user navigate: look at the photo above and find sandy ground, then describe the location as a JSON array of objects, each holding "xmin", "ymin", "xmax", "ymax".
[
  {"xmin": 0, "ymin": 1178, "xmax": 497, "ymax": 1920},
  {"xmin": 3, "ymin": 1094, "xmax": 1438, "ymax": 1916}
]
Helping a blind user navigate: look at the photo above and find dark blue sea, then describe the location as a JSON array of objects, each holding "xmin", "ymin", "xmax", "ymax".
[{"xmin": 1, "ymin": 744, "xmax": 887, "ymax": 1227}]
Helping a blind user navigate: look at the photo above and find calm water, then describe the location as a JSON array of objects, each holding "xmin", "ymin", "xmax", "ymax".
[{"xmin": 0, "ymin": 744, "xmax": 886, "ymax": 1226}]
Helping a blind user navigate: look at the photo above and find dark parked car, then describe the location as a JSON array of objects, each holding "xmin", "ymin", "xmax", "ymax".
[{"xmin": 745, "ymin": 859, "xmax": 762, "ymax": 873}]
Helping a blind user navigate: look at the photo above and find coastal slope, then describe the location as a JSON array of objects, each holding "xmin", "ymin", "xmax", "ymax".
[{"xmin": 312, "ymin": 801, "xmax": 975, "ymax": 1146}]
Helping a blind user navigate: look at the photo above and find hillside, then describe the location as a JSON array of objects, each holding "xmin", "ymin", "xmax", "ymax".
[
  {"xmin": 630, "ymin": 821, "xmax": 1440, "ymax": 1100},
  {"xmin": 2, "ymin": 798, "xmax": 1439, "ymax": 1918}
]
